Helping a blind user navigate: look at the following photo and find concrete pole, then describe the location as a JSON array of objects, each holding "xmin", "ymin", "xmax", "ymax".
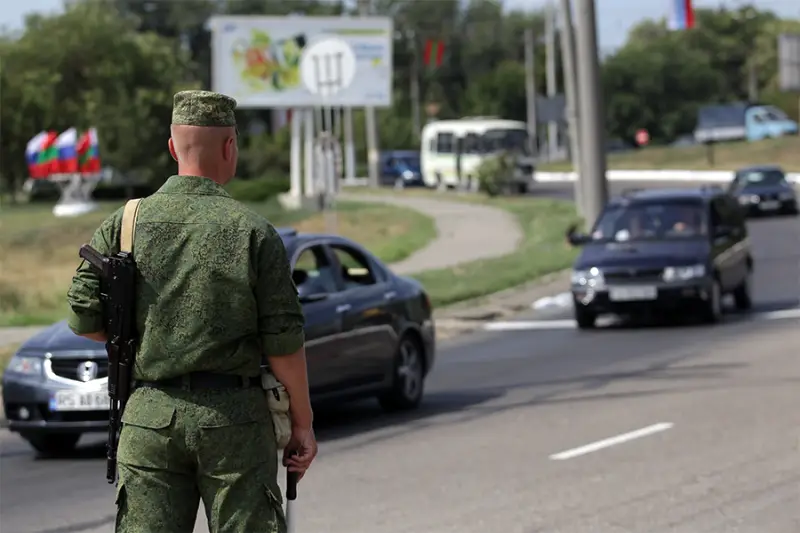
[
  {"xmin": 358, "ymin": 0, "xmax": 380, "ymax": 187},
  {"xmin": 545, "ymin": 2, "xmax": 558, "ymax": 161},
  {"xmin": 574, "ymin": 0, "xmax": 608, "ymax": 226},
  {"xmin": 557, "ymin": 0, "xmax": 583, "ymax": 217},
  {"xmin": 524, "ymin": 28, "xmax": 538, "ymax": 157}
]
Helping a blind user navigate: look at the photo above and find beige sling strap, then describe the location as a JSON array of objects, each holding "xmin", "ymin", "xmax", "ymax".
[{"xmin": 120, "ymin": 199, "xmax": 142, "ymax": 254}]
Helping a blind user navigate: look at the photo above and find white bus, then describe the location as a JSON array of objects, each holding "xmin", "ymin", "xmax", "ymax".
[{"xmin": 419, "ymin": 117, "xmax": 535, "ymax": 192}]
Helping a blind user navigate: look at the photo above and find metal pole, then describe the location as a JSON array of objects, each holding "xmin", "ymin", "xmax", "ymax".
[
  {"xmin": 358, "ymin": 0, "xmax": 380, "ymax": 187},
  {"xmin": 524, "ymin": 28, "xmax": 538, "ymax": 158},
  {"xmin": 545, "ymin": 2, "xmax": 558, "ymax": 161},
  {"xmin": 410, "ymin": 31, "xmax": 422, "ymax": 140},
  {"xmin": 574, "ymin": 0, "xmax": 608, "ymax": 226},
  {"xmin": 343, "ymin": 107, "xmax": 356, "ymax": 182},
  {"xmin": 558, "ymin": 0, "xmax": 583, "ymax": 217}
]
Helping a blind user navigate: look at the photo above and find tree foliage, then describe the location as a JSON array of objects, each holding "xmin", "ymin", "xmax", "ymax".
[{"xmin": 1, "ymin": 0, "xmax": 798, "ymax": 198}]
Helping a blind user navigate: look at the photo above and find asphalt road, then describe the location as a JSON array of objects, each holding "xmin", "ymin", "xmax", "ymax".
[{"xmin": 1, "ymin": 180, "xmax": 798, "ymax": 533}]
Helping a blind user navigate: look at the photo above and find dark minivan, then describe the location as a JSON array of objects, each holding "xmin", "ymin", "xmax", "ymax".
[{"xmin": 566, "ymin": 187, "xmax": 753, "ymax": 328}]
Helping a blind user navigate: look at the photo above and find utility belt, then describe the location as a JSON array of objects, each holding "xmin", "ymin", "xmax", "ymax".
[{"xmin": 134, "ymin": 370, "xmax": 292, "ymax": 449}]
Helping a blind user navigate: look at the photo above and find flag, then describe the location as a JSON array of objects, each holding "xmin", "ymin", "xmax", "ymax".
[
  {"xmin": 55, "ymin": 127, "xmax": 79, "ymax": 174},
  {"xmin": 669, "ymin": 0, "xmax": 695, "ymax": 31},
  {"xmin": 25, "ymin": 131, "xmax": 58, "ymax": 179},
  {"xmin": 34, "ymin": 130, "xmax": 60, "ymax": 178},
  {"xmin": 423, "ymin": 39, "xmax": 445, "ymax": 68},
  {"xmin": 77, "ymin": 128, "xmax": 101, "ymax": 175}
]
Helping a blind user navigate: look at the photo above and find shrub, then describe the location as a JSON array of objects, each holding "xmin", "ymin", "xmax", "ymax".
[
  {"xmin": 225, "ymin": 175, "xmax": 290, "ymax": 202},
  {"xmin": 476, "ymin": 152, "xmax": 515, "ymax": 196}
]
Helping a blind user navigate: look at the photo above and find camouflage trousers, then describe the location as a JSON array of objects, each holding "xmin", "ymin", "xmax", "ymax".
[{"xmin": 114, "ymin": 385, "xmax": 286, "ymax": 533}]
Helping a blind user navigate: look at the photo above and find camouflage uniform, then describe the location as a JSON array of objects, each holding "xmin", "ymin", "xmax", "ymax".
[{"xmin": 66, "ymin": 90, "xmax": 305, "ymax": 533}]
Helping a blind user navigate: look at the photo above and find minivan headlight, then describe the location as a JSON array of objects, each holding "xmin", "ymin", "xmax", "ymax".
[
  {"xmin": 663, "ymin": 264, "xmax": 706, "ymax": 282},
  {"xmin": 6, "ymin": 354, "xmax": 44, "ymax": 376},
  {"xmin": 571, "ymin": 267, "xmax": 605, "ymax": 287}
]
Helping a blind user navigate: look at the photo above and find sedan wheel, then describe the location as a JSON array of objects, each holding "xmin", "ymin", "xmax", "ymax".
[{"xmin": 378, "ymin": 336, "xmax": 425, "ymax": 412}]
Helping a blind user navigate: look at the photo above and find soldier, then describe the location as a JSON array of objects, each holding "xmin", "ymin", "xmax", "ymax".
[{"xmin": 66, "ymin": 90, "xmax": 317, "ymax": 533}]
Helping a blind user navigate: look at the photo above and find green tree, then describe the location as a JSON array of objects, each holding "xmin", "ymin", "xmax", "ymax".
[{"xmin": 0, "ymin": 1, "xmax": 196, "ymax": 196}]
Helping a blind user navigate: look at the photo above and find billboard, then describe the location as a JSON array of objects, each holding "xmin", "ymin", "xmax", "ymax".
[{"xmin": 209, "ymin": 16, "xmax": 394, "ymax": 108}]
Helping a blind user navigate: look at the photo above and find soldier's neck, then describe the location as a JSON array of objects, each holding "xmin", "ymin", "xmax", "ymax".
[{"xmin": 177, "ymin": 165, "xmax": 225, "ymax": 185}]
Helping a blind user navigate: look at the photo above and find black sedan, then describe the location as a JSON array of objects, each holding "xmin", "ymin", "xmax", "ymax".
[
  {"xmin": 729, "ymin": 165, "xmax": 798, "ymax": 216},
  {"xmin": 2, "ymin": 229, "xmax": 436, "ymax": 454}
]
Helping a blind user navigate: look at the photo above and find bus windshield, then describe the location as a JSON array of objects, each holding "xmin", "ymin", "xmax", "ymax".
[{"xmin": 482, "ymin": 128, "xmax": 530, "ymax": 155}]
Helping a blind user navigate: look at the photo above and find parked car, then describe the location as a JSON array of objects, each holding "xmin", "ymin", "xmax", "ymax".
[
  {"xmin": 728, "ymin": 165, "xmax": 798, "ymax": 217},
  {"xmin": 566, "ymin": 187, "xmax": 753, "ymax": 328},
  {"xmin": 379, "ymin": 150, "xmax": 426, "ymax": 189},
  {"xmin": 2, "ymin": 229, "xmax": 436, "ymax": 454}
]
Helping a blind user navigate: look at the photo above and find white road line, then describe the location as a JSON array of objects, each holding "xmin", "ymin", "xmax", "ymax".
[
  {"xmin": 483, "ymin": 319, "xmax": 577, "ymax": 331},
  {"xmin": 549, "ymin": 422, "xmax": 674, "ymax": 461},
  {"xmin": 485, "ymin": 307, "xmax": 800, "ymax": 332}
]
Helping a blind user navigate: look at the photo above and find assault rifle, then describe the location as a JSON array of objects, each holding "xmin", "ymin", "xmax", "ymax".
[{"xmin": 79, "ymin": 244, "xmax": 137, "ymax": 484}]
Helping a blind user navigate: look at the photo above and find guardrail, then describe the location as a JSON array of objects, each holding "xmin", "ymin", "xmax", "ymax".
[{"xmin": 534, "ymin": 170, "xmax": 800, "ymax": 184}]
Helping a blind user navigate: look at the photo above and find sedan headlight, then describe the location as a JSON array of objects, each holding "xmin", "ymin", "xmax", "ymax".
[
  {"xmin": 5, "ymin": 354, "xmax": 43, "ymax": 376},
  {"xmin": 571, "ymin": 267, "xmax": 605, "ymax": 288},
  {"xmin": 663, "ymin": 264, "xmax": 706, "ymax": 282},
  {"xmin": 738, "ymin": 194, "xmax": 759, "ymax": 204}
]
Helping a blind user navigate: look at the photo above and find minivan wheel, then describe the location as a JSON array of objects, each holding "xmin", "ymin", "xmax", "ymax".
[
  {"xmin": 701, "ymin": 280, "xmax": 723, "ymax": 324},
  {"xmin": 378, "ymin": 335, "xmax": 425, "ymax": 412},
  {"xmin": 23, "ymin": 433, "xmax": 81, "ymax": 456},
  {"xmin": 733, "ymin": 271, "xmax": 753, "ymax": 311}
]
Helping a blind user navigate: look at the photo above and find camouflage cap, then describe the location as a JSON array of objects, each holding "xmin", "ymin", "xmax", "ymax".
[{"xmin": 171, "ymin": 90, "xmax": 237, "ymax": 127}]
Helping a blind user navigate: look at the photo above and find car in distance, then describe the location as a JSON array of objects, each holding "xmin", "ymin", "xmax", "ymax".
[
  {"xmin": 729, "ymin": 165, "xmax": 798, "ymax": 216},
  {"xmin": 2, "ymin": 229, "xmax": 436, "ymax": 454},
  {"xmin": 566, "ymin": 187, "xmax": 753, "ymax": 328},
  {"xmin": 379, "ymin": 150, "xmax": 426, "ymax": 189}
]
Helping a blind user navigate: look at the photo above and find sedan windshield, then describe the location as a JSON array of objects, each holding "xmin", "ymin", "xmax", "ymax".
[{"xmin": 591, "ymin": 201, "xmax": 708, "ymax": 242}]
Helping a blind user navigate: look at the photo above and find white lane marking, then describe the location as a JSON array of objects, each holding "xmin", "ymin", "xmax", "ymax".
[
  {"xmin": 752, "ymin": 307, "xmax": 800, "ymax": 320},
  {"xmin": 484, "ymin": 319, "xmax": 577, "ymax": 331},
  {"xmin": 484, "ymin": 307, "xmax": 800, "ymax": 331},
  {"xmin": 550, "ymin": 422, "xmax": 674, "ymax": 460},
  {"xmin": 532, "ymin": 292, "xmax": 572, "ymax": 310}
]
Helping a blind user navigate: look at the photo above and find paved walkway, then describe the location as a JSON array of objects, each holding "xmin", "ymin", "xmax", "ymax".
[{"xmin": 340, "ymin": 193, "xmax": 523, "ymax": 274}]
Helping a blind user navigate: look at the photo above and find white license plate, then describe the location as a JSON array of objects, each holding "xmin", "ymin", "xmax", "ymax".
[
  {"xmin": 49, "ymin": 389, "xmax": 109, "ymax": 411},
  {"xmin": 759, "ymin": 201, "xmax": 779, "ymax": 210},
  {"xmin": 608, "ymin": 286, "xmax": 657, "ymax": 301}
]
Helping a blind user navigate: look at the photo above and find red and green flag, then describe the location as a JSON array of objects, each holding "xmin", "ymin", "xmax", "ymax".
[{"xmin": 423, "ymin": 39, "xmax": 445, "ymax": 68}]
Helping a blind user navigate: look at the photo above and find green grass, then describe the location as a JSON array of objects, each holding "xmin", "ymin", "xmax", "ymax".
[
  {"xmin": 350, "ymin": 189, "xmax": 581, "ymax": 307},
  {"xmin": 538, "ymin": 136, "xmax": 800, "ymax": 172},
  {"xmin": 0, "ymin": 198, "xmax": 435, "ymax": 327},
  {"xmin": 0, "ymin": 344, "xmax": 19, "ymax": 377}
]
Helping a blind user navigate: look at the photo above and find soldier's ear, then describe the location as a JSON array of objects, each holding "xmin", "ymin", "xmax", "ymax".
[{"xmin": 168, "ymin": 137, "xmax": 179, "ymax": 162}]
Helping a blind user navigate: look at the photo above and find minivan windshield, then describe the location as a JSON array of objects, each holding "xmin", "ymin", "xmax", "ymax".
[{"xmin": 591, "ymin": 201, "xmax": 708, "ymax": 242}]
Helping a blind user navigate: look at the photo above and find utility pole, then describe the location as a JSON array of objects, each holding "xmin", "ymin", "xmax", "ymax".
[
  {"xmin": 358, "ymin": 0, "xmax": 380, "ymax": 187},
  {"xmin": 557, "ymin": 0, "xmax": 583, "ymax": 217},
  {"xmin": 410, "ymin": 30, "xmax": 422, "ymax": 139},
  {"xmin": 574, "ymin": 0, "xmax": 608, "ymax": 226},
  {"xmin": 545, "ymin": 2, "xmax": 558, "ymax": 161},
  {"xmin": 524, "ymin": 28, "xmax": 538, "ymax": 157}
]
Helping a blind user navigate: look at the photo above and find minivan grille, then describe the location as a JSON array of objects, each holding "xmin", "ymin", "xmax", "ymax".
[{"xmin": 604, "ymin": 268, "xmax": 664, "ymax": 283}]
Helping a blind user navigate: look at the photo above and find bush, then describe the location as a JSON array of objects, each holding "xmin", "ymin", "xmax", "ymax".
[
  {"xmin": 476, "ymin": 152, "xmax": 515, "ymax": 196},
  {"xmin": 225, "ymin": 175, "xmax": 290, "ymax": 202}
]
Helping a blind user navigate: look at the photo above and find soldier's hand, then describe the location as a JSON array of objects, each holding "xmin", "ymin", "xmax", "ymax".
[{"xmin": 283, "ymin": 426, "xmax": 317, "ymax": 481}]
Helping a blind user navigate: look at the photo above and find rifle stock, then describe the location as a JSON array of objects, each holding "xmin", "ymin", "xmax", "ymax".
[{"xmin": 80, "ymin": 244, "xmax": 137, "ymax": 484}]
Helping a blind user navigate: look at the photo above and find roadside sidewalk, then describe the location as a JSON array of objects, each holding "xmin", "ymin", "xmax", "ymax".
[{"xmin": 340, "ymin": 192, "xmax": 523, "ymax": 275}]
